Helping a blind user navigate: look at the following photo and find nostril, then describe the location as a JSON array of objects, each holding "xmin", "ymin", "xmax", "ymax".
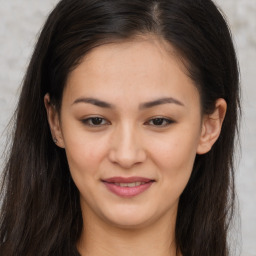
[{"xmin": 108, "ymin": 150, "xmax": 146, "ymax": 168}]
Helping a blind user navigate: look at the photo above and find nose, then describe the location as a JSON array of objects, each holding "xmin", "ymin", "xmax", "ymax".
[{"xmin": 108, "ymin": 123, "xmax": 147, "ymax": 169}]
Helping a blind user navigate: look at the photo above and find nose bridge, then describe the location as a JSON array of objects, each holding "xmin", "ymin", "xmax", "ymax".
[{"xmin": 109, "ymin": 121, "xmax": 146, "ymax": 168}]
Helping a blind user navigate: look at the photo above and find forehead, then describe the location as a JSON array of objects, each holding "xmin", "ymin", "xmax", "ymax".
[{"xmin": 63, "ymin": 36, "xmax": 199, "ymax": 108}]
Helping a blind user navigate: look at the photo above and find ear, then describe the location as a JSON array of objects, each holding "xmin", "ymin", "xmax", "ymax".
[
  {"xmin": 44, "ymin": 94, "xmax": 65, "ymax": 148},
  {"xmin": 197, "ymin": 98, "xmax": 227, "ymax": 155}
]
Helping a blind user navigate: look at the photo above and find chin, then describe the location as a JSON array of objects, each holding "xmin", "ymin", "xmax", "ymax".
[
  {"xmin": 107, "ymin": 217, "xmax": 154, "ymax": 230},
  {"xmin": 101, "ymin": 206, "xmax": 159, "ymax": 230}
]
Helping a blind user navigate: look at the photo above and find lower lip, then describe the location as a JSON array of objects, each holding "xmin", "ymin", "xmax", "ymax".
[{"xmin": 103, "ymin": 181, "xmax": 154, "ymax": 198}]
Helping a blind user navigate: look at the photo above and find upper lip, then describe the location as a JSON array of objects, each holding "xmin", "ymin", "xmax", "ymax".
[{"xmin": 102, "ymin": 176, "xmax": 154, "ymax": 183}]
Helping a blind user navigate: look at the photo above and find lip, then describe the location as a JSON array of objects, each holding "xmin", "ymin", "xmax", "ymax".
[
  {"xmin": 102, "ymin": 176, "xmax": 155, "ymax": 198},
  {"xmin": 102, "ymin": 176, "xmax": 153, "ymax": 183}
]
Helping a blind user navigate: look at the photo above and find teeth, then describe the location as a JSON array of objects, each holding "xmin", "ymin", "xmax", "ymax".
[{"xmin": 114, "ymin": 182, "xmax": 146, "ymax": 187}]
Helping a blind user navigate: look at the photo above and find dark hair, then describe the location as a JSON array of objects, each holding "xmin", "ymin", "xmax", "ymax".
[{"xmin": 0, "ymin": 0, "xmax": 240, "ymax": 255}]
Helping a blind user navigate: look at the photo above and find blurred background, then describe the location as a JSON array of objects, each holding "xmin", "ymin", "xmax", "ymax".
[{"xmin": 0, "ymin": 1, "xmax": 255, "ymax": 255}]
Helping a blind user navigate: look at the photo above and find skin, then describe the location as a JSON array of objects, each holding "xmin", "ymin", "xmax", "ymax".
[{"xmin": 45, "ymin": 35, "xmax": 227, "ymax": 256}]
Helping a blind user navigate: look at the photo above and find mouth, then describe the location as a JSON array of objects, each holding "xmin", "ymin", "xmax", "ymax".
[{"xmin": 101, "ymin": 177, "xmax": 155, "ymax": 198}]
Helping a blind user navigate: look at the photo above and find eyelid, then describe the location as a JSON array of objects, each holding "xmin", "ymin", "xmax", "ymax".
[
  {"xmin": 80, "ymin": 115, "xmax": 175, "ymax": 128},
  {"xmin": 144, "ymin": 116, "xmax": 175, "ymax": 127},
  {"xmin": 81, "ymin": 116, "xmax": 111, "ymax": 127}
]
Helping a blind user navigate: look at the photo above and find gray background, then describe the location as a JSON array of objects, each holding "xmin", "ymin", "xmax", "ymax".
[{"xmin": 0, "ymin": 1, "xmax": 255, "ymax": 255}]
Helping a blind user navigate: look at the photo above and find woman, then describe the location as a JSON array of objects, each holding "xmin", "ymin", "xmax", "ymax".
[{"xmin": 0, "ymin": 0, "xmax": 240, "ymax": 255}]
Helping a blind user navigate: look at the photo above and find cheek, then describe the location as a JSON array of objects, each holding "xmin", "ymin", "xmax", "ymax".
[
  {"xmin": 150, "ymin": 134, "xmax": 198, "ymax": 205},
  {"xmin": 150, "ymin": 134, "xmax": 198, "ymax": 169},
  {"xmin": 147, "ymin": 124, "xmax": 201, "ymax": 190},
  {"xmin": 62, "ymin": 126, "xmax": 109, "ymax": 178},
  {"xmin": 63, "ymin": 134, "xmax": 110, "ymax": 202}
]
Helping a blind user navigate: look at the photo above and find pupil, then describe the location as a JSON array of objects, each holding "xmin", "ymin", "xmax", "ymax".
[
  {"xmin": 153, "ymin": 118, "xmax": 163, "ymax": 125},
  {"xmin": 92, "ymin": 118, "xmax": 103, "ymax": 125}
]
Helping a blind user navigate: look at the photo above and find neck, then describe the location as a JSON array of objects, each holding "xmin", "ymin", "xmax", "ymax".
[{"xmin": 77, "ymin": 206, "xmax": 179, "ymax": 256}]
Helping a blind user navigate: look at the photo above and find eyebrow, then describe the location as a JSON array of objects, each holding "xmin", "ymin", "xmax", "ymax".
[
  {"xmin": 72, "ymin": 97, "xmax": 113, "ymax": 108},
  {"xmin": 139, "ymin": 97, "xmax": 184, "ymax": 109},
  {"xmin": 72, "ymin": 97, "xmax": 184, "ymax": 109}
]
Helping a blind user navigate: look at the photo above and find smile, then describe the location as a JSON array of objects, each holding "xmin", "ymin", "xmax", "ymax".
[
  {"xmin": 113, "ymin": 182, "xmax": 146, "ymax": 187},
  {"xmin": 102, "ymin": 177, "xmax": 155, "ymax": 198}
]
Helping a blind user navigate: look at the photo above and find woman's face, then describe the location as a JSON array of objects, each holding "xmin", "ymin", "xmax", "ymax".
[{"xmin": 47, "ymin": 37, "xmax": 218, "ymax": 229}]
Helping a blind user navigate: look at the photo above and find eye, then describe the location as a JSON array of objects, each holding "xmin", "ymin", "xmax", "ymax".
[
  {"xmin": 145, "ymin": 117, "xmax": 174, "ymax": 127},
  {"xmin": 81, "ymin": 117, "xmax": 110, "ymax": 127}
]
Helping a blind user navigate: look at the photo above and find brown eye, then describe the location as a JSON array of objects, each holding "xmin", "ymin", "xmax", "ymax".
[
  {"xmin": 82, "ymin": 117, "xmax": 110, "ymax": 127},
  {"xmin": 146, "ymin": 117, "xmax": 174, "ymax": 127}
]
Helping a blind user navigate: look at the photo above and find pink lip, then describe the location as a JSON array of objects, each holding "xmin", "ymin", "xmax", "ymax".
[
  {"xmin": 103, "ymin": 176, "xmax": 153, "ymax": 183},
  {"xmin": 102, "ymin": 176, "xmax": 155, "ymax": 198}
]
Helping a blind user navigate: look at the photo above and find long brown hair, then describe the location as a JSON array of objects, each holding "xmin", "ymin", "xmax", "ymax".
[{"xmin": 0, "ymin": 0, "xmax": 240, "ymax": 255}]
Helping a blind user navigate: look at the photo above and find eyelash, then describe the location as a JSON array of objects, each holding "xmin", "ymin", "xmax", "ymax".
[
  {"xmin": 81, "ymin": 116, "xmax": 174, "ymax": 128},
  {"xmin": 82, "ymin": 117, "xmax": 110, "ymax": 127},
  {"xmin": 145, "ymin": 117, "xmax": 174, "ymax": 127}
]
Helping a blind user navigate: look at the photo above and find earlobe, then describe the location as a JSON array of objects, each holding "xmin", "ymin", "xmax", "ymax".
[
  {"xmin": 44, "ymin": 94, "xmax": 65, "ymax": 148},
  {"xmin": 197, "ymin": 98, "xmax": 227, "ymax": 155}
]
